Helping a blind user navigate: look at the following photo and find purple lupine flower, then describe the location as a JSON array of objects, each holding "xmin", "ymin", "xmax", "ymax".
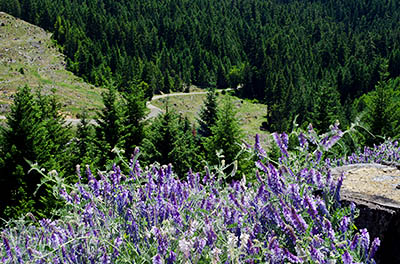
[
  {"xmin": 72, "ymin": 191, "xmax": 81, "ymax": 205},
  {"xmin": 350, "ymin": 202, "xmax": 356, "ymax": 220},
  {"xmin": 321, "ymin": 135, "xmax": 329, "ymax": 148},
  {"xmin": 255, "ymin": 170, "xmax": 264, "ymax": 184},
  {"xmin": 255, "ymin": 160, "xmax": 268, "ymax": 173},
  {"xmin": 51, "ymin": 232, "xmax": 62, "ymax": 247},
  {"xmin": 288, "ymin": 184, "xmax": 302, "ymax": 209},
  {"xmin": 246, "ymin": 238, "xmax": 257, "ymax": 255},
  {"xmin": 360, "ymin": 229, "xmax": 370, "ymax": 257},
  {"xmin": 14, "ymin": 245, "xmax": 23, "ymax": 263},
  {"xmin": 194, "ymin": 237, "xmax": 206, "ymax": 254},
  {"xmin": 27, "ymin": 247, "xmax": 35, "ymax": 261},
  {"xmin": 167, "ymin": 251, "xmax": 176, "ymax": 264},
  {"xmin": 59, "ymin": 188, "xmax": 73, "ymax": 203},
  {"xmin": 342, "ymin": 250, "xmax": 353, "ymax": 264},
  {"xmin": 267, "ymin": 165, "xmax": 284, "ymax": 195},
  {"xmin": 316, "ymin": 198, "xmax": 330, "ymax": 217},
  {"xmin": 339, "ymin": 216, "xmax": 350, "ymax": 234},
  {"xmin": 254, "ymin": 134, "xmax": 267, "ymax": 157},
  {"xmin": 290, "ymin": 207, "xmax": 308, "ymax": 233},
  {"xmin": 368, "ymin": 237, "xmax": 380, "ymax": 261},
  {"xmin": 101, "ymin": 247, "xmax": 110, "ymax": 264},
  {"xmin": 204, "ymin": 223, "xmax": 217, "ymax": 247},
  {"xmin": 273, "ymin": 133, "xmax": 289, "ymax": 158},
  {"xmin": 282, "ymin": 133, "xmax": 289, "ymax": 150},
  {"xmin": 229, "ymin": 193, "xmax": 242, "ymax": 210},
  {"xmin": 110, "ymin": 164, "xmax": 122, "ymax": 186},
  {"xmin": 315, "ymin": 150, "xmax": 322, "ymax": 163},
  {"xmin": 322, "ymin": 219, "xmax": 335, "ymax": 241},
  {"xmin": 350, "ymin": 233, "xmax": 360, "ymax": 251},
  {"xmin": 113, "ymin": 237, "xmax": 123, "ymax": 256},
  {"xmin": 324, "ymin": 133, "xmax": 343, "ymax": 150},
  {"xmin": 152, "ymin": 227, "xmax": 168, "ymax": 255},
  {"xmin": 304, "ymin": 195, "xmax": 318, "ymax": 220},
  {"xmin": 334, "ymin": 173, "xmax": 344, "ymax": 203},
  {"xmin": 284, "ymin": 248, "xmax": 302, "ymax": 263},
  {"xmin": 25, "ymin": 234, "xmax": 30, "ymax": 249},
  {"xmin": 310, "ymin": 245, "xmax": 324, "ymax": 262},
  {"xmin": 325, "ymin": 158, "xmax": 331, "ymax": 168},
  {"xmin": 152, "ymin": 254, "xmax": 163, "ymax": 264},
  {"xmin": 88, "ymin": 173, "xmax": 100, "ymax": 197},
  {"xmin": 298, "ymin": 132, "xmax": 307, "ymax": 149},
  {"xmin": 315, "ymin": 171, "xmax": 323, "ymax": 189},
  {"xmin": 78, "ymin": 185, "xmax": 92, "ymax": 200}
]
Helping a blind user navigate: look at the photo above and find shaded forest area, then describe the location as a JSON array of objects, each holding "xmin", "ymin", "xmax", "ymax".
[{"xmin": 1, "ymin": 0, "xmax": 400, "ymax": 132}]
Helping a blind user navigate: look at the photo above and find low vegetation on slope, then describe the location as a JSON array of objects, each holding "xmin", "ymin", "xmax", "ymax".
[{"xmin": 0, "ymin": 12, "xmax": 103, "ymax": 117}]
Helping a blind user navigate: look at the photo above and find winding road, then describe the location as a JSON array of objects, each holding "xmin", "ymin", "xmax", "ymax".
[
  {"xmin": 0, "ymin": 90, "xmax": 217, "ymax": 125},
  {"xmin": 146, "ymin": 91, "xmax": 208, "ymax": 119}
]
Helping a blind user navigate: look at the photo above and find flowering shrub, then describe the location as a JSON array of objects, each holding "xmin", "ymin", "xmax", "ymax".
[{"xmin": 1, "ymin": 125, "xmax": 390, "ymax": 263}]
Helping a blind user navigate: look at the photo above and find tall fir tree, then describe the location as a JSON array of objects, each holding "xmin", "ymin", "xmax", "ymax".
[
  {"xmin": 142, "ymin": 109, "xmax": 202, "ymax": 177},
  {"xmin": 170, "ymin": 117, "xmax": 203, "ymax": 176},
  {"xmin": 0, "ymin": 85, "xmax": 39, "ymax": 218},
  {"xmin": 206, "ymin": 97, "xmax": 248, "ymax": 177},
  {"xmin": 121, "ymin": 81, "xmax": 148, "ymax": 158},
  {"xmin": 141, "ymin": 108, "xmax": 179, "ymax": 168},
  {"xmin": 311, "ymin": 83, "xmax": 343, "ymax": 133},
  {"xmin": 358, "ymin": 77, "xmax": 400, "ymax": 145},
  {"xmin": 74, "ymin": 109, "xmax": 97, "ymax": 168},
  {"xmin": 95, "ymin": 85, "xmax": 122, "ymax": 167},
  {"xmin": 197, "ymin": 88, "xmax": 218, "ymax": 138},
  {"xmin": 0, "ymin": 86, "xmax": 71, "ymax": 219}
]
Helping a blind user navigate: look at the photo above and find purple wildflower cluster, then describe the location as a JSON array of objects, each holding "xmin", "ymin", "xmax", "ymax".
[
  {"xmin": 1, "ymin": 130, "xmax": 384, "ymax": 263},
  {"xmin": 336, "ymin": 140, "xmax": 400, "ymax": 166}
]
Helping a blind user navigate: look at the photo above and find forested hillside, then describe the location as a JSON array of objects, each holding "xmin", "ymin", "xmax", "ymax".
[
  {"xmin": 2, "ymin": 2, "xmax": 400, "ymax": 262},
  {"xmin": 1, "ymin": 0, "xmax": 400, "ymax": 131}
]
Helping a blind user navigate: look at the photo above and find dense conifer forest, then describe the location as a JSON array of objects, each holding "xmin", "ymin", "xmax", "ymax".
[
  {"xmin": 1, "ymin": 1, "xmax": 400, "ymax": 263},
  {"xmin": 1, "ymin": 0, "xmax": 400, "ymax": 131}
]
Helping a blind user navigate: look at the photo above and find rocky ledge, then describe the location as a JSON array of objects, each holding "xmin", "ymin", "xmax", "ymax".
[{"xmin": 332, "ymin": 163, "xmax": 400, "ymax": 264}]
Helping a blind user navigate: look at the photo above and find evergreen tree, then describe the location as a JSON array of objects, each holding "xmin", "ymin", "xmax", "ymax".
[
  {"xmin": 311, "ymin": 84, "xmax": 343, "ymax": 133},
  {"xmin": 32, "ymin": 89, "xmax": 72, "ymax": 217},
  {"xmin": 0, "ymin": 0, "xmax": 21, "ymax": 17},
  {"xmin": 358, "ymin": 77, "xmax": 400, "ymax": 144},
  {"xmin": 95, "ymin": 85, "xmax": 122, "ymax": 166},
  {"xmin": 141, "ymin": 109, "xmax": 179, "ymax": 167},
  {"xmin": 206, "ymin": 97, "xmax": 247, "ymax": 177},
  {"xmin": 216, "ymin": 63, "xmax": 229, "ymax": 89},
  {"xmin": 142, "ymin": 109, "xmax": 202, "ymax": 177},
  {"xmin": 170, "ymin": 117, "xmax": 203, "ymax": 176},
  {"xmin": 121, "ymin": 81, "xmax": 148, "ymax": 157},
  {"xmin": 0, "ymin": 86, "xmax": 71, "ymax": 219},
  {"xmin": 34, "ymin": 89, "xmax": 71, "ymax": 170},
  {"xmin": 0, "ymin": 86, "xmax": 39, "ymax": 218},
  {"xmin": 74, "ymin": 109, "xmax": 97, "ymax": 167},
  {"xmin": 197, "ymin": 88, "xmax": 218, "ymax": 137}
]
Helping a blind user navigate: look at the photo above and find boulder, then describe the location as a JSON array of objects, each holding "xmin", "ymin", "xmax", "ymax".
[{"xmin": 332, "ymin": 163, "xmax": 400, "ymax": 264}]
